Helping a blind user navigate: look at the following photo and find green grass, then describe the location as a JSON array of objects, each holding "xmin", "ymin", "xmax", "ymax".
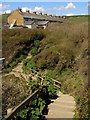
[
  {"xmin": 68, "ymin": 16, "xmax": 88, "ymax": 23},
  {"xmin": 2, "ymin": 14, "xmax": 10, "ymax": 24},
  {"xmin": 2, "ymin": 28, "xmax": 45, "ymax": 66}
]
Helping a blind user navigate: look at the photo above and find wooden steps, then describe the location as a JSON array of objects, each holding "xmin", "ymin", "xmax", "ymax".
[{"xmin": 46, "ymin": 91, "xmax": 76, "ymax": 119}]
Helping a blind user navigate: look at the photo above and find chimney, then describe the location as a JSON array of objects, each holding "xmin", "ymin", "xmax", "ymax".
[
  {"xmin": 44, "ymin": 12, "xmax": 47, "ymax": 16},
  {"xmin": 53, "ymin": 14, "xmax": 56, "ymax": 17},
  {"xmin": 49, "ymin": 13, "xmax": 52, "ymax": 17},
  {"xmin": 39, "ymin": 11, "xmax": 42, "ymax": 15},
  {"xmin": 63, "ymin": 16, "xmax": 66, "ymax": 19},
  {"xmin": 33, "ymin": 11, "xmax": 36, "ymax": 14},
  {"xmin": 18, "ymin": 7, "xmax": 21, "ymax": 12},
  {"xmin": 57, "ymin": 16, "xmax": 60, "ymax": 18},
  {"xmin": 26, "ymin": 9, "xmax": 29, "ymax": 13}
]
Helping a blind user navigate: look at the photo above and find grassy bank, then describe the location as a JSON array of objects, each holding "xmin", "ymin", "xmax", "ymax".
[
  {"xmin": 2, "ymin": 28, "xmax": 44, "ymax": 66},
  {"xmin": 34, "ymin": 22, "xmax": 88, "ymax": 118},
  {"xmin": 2, "ymin": 15, "xmax": 88, "ymax": 119}
]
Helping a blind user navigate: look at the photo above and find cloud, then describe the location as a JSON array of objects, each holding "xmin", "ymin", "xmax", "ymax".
[
  {"xmin": 66, "ymin": 13, "xmax": 74, "ymax": 16},
  {"xmin": 65, "ymin": 2, "xmax": 76, "ymax": 10},
  {"xmin": 21, "ymin": 7, "xmax": 32, "ymax": 13},
  {"xmin": 52, "ymin": 2, "xmax": 76, "ymax": 11},
  {"xmin": 53, "ymin": 6, "xmax": 65, "ymax": 11},
  {"xmin": 5, "ymin": 10, "xmax": 11, "ymax": 14},
  {"xmin": 34, "ymin": 7, "xmax": 45, "ymax": 12},
  {"xmin": 81, "ymin": 13, "xmax": 86, "ymax": 15},
  {"xmin": 46, "ymin": 8, "xmax": 51, "ymax": 11},
  {"xmin": 21, "ymin": 6, "xmax": 45, "ymax": 13},
  {"xmin": 0, "ymin": 4, "xmax": 10, "ymax": 14},
  {"xmin": 1, "ymin": 4, "xmax": 10, "ymax": 10}
]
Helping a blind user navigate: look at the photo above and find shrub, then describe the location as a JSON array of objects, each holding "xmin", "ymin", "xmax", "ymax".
[
  {"xmin": 23, "ymin": 57, "xmax": 37, "ymax": 72},
  {"xmin": 4, "ymin": 68, "xmax": 12, "ymax": 73},
  {"xmin": 34, "ymin": 40, "xmax": 40, "ymax": 48},
  {"xmin": 44, "ymin": 77, "xmax": 58, "ymax": 97},
  {"xmin": 30, "ymin": 47, "xmax": 38, "ymax": 55},
  {"xmin": 18, "ymin": 107, "xmax": 29, "ymax": 119},
  {"xmin": 9, "ymin": 61, "xmax": 17, "ymax": 68}
]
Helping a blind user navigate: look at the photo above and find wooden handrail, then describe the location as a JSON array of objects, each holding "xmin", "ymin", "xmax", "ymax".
[
  {"xmin": 4, "ymin": 89, "xmax": 39, "ymax": 120},
  {"xmin": 4, "ymin": 68, "xmax": 61, "ymax": 120},
  {"xmin": 12, "ymin": 68, "xmax": 61, "ymax": 88},
  {"xmin": 28, "ymin": 68, "xmax": 61, "ymax": 87}
]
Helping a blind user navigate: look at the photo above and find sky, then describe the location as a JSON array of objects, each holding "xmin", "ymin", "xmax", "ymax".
[{"xmin": 1, "ymin": 2, "xmax": 89, "ymax": 16}]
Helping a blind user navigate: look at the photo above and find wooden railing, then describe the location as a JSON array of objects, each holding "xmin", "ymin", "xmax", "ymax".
[
  {"xmin": 12, "ymin": 68, "xmax": 61, "ymax": 88},
  {"xmin": 28, "ymin": 68, "xmax": 61, "ymax": 88},
  {"xmin": 4, "ymin": 89, "xmax": 39, "ymax": 120},
  {"xmin": 4, "ymin": 68, "xmax": 61, "ymax": 120}
]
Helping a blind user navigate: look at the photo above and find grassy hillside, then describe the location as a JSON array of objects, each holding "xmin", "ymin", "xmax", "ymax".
[
  {"xmin": 2, "ymin": 28, "xmax": 44, "ymax": 66},
  {"xmin": 2, "ymin": 14, "xmax": 10, "ymax": 24},
  {"xmin": 66, "ymin": 15, "xmax": 88, "ymax": 23},
  {"xmin": 2, "ymin": 74, "xmax": 30, "ymax": 115},
  {"xmin": 2, "ymin": 16, "xmax": 89, "ymax": 118}
]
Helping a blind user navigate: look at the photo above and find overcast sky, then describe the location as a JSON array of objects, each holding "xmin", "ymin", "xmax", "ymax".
[{"xmin": 1, "ymin": 2, "xmax": 89, "ymax": 16}]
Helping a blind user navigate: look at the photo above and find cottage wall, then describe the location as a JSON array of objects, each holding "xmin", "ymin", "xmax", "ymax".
[{"xmin": 8, "ymin": 11, "xmax": 24, "ymax": 26}]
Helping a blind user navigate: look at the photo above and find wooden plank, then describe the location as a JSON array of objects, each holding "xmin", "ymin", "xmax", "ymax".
[{"xmin": 4, "ymin": 89, "xmax": 39, "ymax": 120}]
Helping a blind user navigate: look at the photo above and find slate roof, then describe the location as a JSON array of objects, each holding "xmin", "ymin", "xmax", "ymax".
[
  {"xmin": 24, "ymin": 20, "xmax": 34, "ymax": 25},
  {"xmin": 36, "ymin": 21, "xmax": 49, "ymax": 25},
  {"xmin": 19, "ymin": 11, "xmax": 66, "ymax": 22}
]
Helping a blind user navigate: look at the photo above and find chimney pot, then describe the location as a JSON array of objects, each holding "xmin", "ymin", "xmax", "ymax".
[
  {"xmin": 63, "ymin": 16, "xmax": 66, "ymax": 19},
  {"xmin": 26, "ymin": 9, "xmax": 29, "ymax": 13},
  {"xmin": 33, "ymin": 11, "xmax": 36, "ymax": 14},
  {"xmin": 44, "ymin": 12, "xmax": 47, "ymax": 16},
  {"xmin": 18, "ymin": 7, "xmax": 21, "ymax": 12},
  {"xmin": 53, "ymin": 14, "xmax": 56, "ymax": 17},
  {"xmin": 49, "ymin": 13, "xmax": 52, "ymax": 17},
  {"xmin": 39, "ymin": 11, "xmax": 42, "ymax": 15}
]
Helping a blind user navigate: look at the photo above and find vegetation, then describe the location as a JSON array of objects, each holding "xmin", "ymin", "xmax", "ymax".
[
  {"xmin": 22, "ymin": 57, "xmax": 37, "ymax": 71},
  {"xmin": 59, "ymin": 68, "xmax": 88, "ymax": 118},
  {"xmin": 2, "ymin": 74, "xmax": 30, "ymax": 115},
  {"xmin": 34, "ymin": 40, "xmax": 40, "ymax": 48},
  {"xmin": 30, "ymin": 47, "xmax": 38, "ymax": 55},
  {"xmin": 67, "ymin": 15, "xmax": 88, "ymax": 23},
  {"xmin": 34, "ymin": 21, "xmax": 88, "ymax": 118},
  {"xmin": 2, "ymin": 28, "xmax": 44, "ymax": 66},
  {"xmin": 17, "ymin": 68, "xmax": 58, "ymax": 119},
  {"xmin": 2, "ymin": 14, "xmax": 10, "ymax": 25},
  {"xmin": 2, "ymin": 15, "xmax": 89, "ymax": 119}
]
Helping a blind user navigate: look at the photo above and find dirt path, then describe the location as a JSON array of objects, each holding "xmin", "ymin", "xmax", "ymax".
[
  {"xmin": 5, "ymin": 54, "xmax": 32, "ymax": 81},
  {"xmin": 46, "ymin": 91, "xmax": 76, "ymax": 119}
]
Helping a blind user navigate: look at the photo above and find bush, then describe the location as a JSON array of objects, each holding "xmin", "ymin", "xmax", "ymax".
[
  {"xmin": 9, "ymin": 61, "xmax": 17, "ymax": 69},
  {"xmin": 4, "ymin": 68, "xmax": 12, "ymax": 73},
  {"xmin": 23, "ymin": 57, "xmax": 37, "ymax": 72},
  {"xmin": 30, "ymin": 47, "xmax": 38, "ymax": 55},
  {"xmin": 44, "ymin": 77, "xmax": 58, "ymax": 97},
  {"xmin": 34, "ymin": 40, "xmax": 40, "ymax": 48}
]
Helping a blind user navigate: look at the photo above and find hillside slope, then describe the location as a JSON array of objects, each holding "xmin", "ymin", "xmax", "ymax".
[{"xmin": 2, "ymin": 16, "xmax": 88, "ymax": 118}]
